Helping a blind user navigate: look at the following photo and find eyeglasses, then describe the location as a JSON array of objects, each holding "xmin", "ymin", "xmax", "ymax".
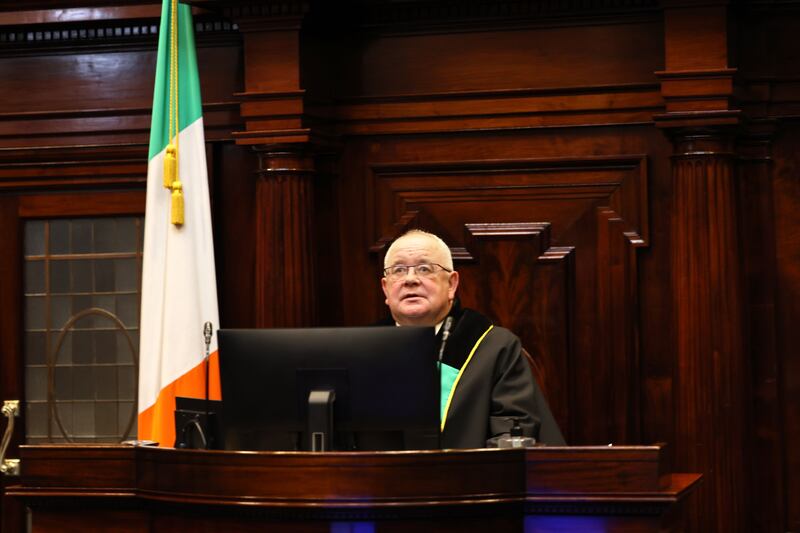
[{"xmin": 382, "ymin": 263, "xmax": 452, "ymax": 281}]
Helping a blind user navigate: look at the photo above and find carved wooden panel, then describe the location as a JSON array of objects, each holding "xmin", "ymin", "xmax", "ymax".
[
  {"xmin": 459, "ymin": 223, "xmax": 573, "ymax": 437},
  {"xmin": 0, "ymin": 14, "xmax": 242, "ymax": 149},
  {"xmin": 368, "ymin": 155, "xmax": 648, "ymax": 444}
]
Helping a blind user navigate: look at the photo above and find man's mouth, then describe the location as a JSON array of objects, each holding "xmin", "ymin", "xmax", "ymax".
[{"xmin": 402, "ymin": 294, "xmax": 422, "ymax": 301}]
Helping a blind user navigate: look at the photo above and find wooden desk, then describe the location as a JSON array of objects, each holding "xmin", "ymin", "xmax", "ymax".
[{"xmin": 7, "ymin": 444, "xmax": 699, "ymax": 532}]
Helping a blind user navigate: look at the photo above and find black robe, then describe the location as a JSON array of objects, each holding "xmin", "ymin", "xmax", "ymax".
[{"xmin": 377, "ymin": 301, "xmax": 566, "ymax": 449}]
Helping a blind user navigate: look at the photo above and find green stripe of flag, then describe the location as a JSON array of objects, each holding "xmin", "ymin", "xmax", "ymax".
[{"xmin": 148, "ymin": 0, "xmax": 203, "ymax": 161}]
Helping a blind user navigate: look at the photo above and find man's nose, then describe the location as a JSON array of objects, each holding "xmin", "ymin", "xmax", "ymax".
[{"xmin": 402, "ymin": 267, "xmax": 421, "ymax": 282}]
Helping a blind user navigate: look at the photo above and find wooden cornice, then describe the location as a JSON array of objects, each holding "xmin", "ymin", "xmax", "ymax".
[
  {"xmin": 0, "ymin": 11, "xmax": 239, "ymax": 55},
  {"xmin": 356, "ymin": 0, "xmax": 661, "ymax": 27},
  {"xmin": 0, "ymin": 1, "xmax": 157, "ymax": 11}
]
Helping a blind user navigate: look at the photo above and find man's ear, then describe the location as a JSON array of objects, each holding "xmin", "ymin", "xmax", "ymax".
[
  {"xmin": 447, "ymin": 271, "xmax": 459, "ymax": 300},
  {"xmin": 381, "ymin": 276, "xmax": 390, "ymax": 305}
]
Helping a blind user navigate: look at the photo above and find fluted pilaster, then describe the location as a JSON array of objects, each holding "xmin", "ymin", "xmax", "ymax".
[
  {"xmin": 253, "ymin": 146, "xmax": 317, "ymax": 327},
  {"xmin": 670, "ymin": 131, "xmax": 748, "ymax": 533}
]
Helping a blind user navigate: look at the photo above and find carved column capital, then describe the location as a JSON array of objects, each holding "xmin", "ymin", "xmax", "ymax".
[
  {"xmin": 668, "ymin": 128, "xmax": 737, "ymax": 158},
  {"xmin": 253, "ymin": 144, "xmax": 316, "ymax": 176}
]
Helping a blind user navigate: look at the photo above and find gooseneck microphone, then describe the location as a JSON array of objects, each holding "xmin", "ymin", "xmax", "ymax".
[
  {"xmin": 437, "ymin": 316, "xmax": 454, "ymax": 363},
  {"xmin": 203, "ymin": 321, "xmax": 213, "ymax": 399},
  {"xmin": 203, "ymin": 321, "xmax": 213, "ymax": 448},
  {"xmin": 203, "ymin": 321, "xmax": 213, "ymax": 347}
]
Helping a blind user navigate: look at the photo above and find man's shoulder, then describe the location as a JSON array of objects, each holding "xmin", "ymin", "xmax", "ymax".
[{"xmin": 458, "ymin": 307, "xmax": 517, "ymax": 342}]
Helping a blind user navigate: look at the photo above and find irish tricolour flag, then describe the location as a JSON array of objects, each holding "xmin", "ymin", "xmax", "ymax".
[{"xmin": 138, "ymin": 0, "xmax": 220, "ymax": 446}]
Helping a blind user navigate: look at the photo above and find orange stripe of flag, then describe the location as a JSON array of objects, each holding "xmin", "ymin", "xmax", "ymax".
[{"xmin": 137, "ymin": 350, "xmax": 220, "ymax": 447}]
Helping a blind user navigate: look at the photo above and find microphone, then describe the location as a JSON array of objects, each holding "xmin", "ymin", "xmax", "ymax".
[
  {"xmin": 203, "ymin": 321, "xmax": 213, "ymax": 347},
  {"xmin": 202, "ymin": 321, "xmax": 213, "ymax": 449},
  {"xmin": 203, "ymin": 321, "xmax": 213, "ymax": 408},
  {"xmin": 437, "ymin": 316, "xmax": 454, "ymax": 363}
]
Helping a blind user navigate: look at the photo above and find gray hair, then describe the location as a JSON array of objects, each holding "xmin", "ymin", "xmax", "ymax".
[{"xmin": 384, "ymin": 229, "xmax": 454, "ymax": 270}]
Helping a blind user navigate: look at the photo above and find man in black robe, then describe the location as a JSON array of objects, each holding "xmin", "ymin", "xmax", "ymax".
[{"xmin": 379, "ymin": 229, "xmax": 565, "ymax": 448}]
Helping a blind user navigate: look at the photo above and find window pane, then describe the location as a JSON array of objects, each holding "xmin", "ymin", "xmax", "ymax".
[
  {"xmin": 95, "ymin": 366, "xmax": 117, "ymax": 400},
  {"xmin": 95, "ymin": 330, "xmax": 117, "ymax": 364},
  {"xmin": 50, "ymin": 220, "xmax": 69, "ymax": 254},
  {"xmin": 50, "ymin": 260, "xmax": 70, "ymax": 294},
  {"xmin": 94, "ymin": 258, "xmax": 115, "ymax": 292},
  {"xmin": 50, "ymin": 295, "xmax": 71, "ymax": 330},
  {"xmin": 71, "ymin": 219, "xmax": 93, "ymax": 254},
  {"xmin": 115, "ymin": 258, "xmax": 138, "ymax": 292},
  {"xmin": 25, "ymin": 366, "xmax": 47, "ymax": 402},
  {"xmin": 25, "ymin": 331, "xmax": 46, "ymax": 365},
  {"xmin": 117, "ymin": 218, "xmax": 139, "ymax": 253},
  {"xmin": 117, "ymin": 294, "xmax": 139, "ymax": 328},
  {"xmin": 72, "ymin": 259, "xmax": 93, "ymax": 293},
  {"xmin": 25, "ymin": 296, "xmax": 45, "ymax": 330},
  {"xmin": 73, "ymin": 402, "xmax": 95, "ymax": 436},
  {"xmin": 24, "ymin": 260, "xmax": 45, "ymax": 294},
  {"xmin": 24, "ymin": 220, "xmax": 45, "ymax": 256},
  {"xmin": 54, "ymin": 366, "xmax": 73, "ymax": 399},
  {"xmin": 94, "ymin": 219, "xmax": 117, "ymax": 253},
  {"xmin": 72, "ymin": 330, "xmax": 93, "ymax": 364},
  {"xmin": 96, "ymin": 402, "xmax": 117, "ymax": 438},
  {"xmin": 23, "ymin": 216, "xmax": 143, "ymax": 444},
  {"xmin": 52, "ymin": 330, "xmax": 73, "ymax": 365},
  {"xmin": 25, "ymin": 403, "xmax": 48, "ymax": 438}
]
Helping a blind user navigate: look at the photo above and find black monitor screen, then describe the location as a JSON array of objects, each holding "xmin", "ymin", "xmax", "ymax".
[{"xmin": 218, "ymin": 326, "xmax": 440, "ymax": 451}]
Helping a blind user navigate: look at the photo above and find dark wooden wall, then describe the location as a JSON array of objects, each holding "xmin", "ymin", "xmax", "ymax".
[{"xmin": 0, "ymin": 1, "xmax": 798, "ymax": 532}]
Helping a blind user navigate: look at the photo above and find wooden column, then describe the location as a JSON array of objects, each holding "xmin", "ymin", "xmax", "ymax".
[
  {"xmin": 0, "ymin": 195, "xmax": 24, "ymax": 533},
  {"xmin": 738, "ymin": 124, "xmax": 784, "ymax": 533},
  {"xmin": 656, "ymin": 3, "xmax": 750, "ymax": 531},
  {"xmin": 224, "ymin": 2, "xmax": 322, "ymax": 327},
  {"xmin": 253, "ymin": 146, "xmax": 317, "ymax": 327},
  {"xmin": 668, "ymin": 131, "xmax": 748, "ymax": 533}
]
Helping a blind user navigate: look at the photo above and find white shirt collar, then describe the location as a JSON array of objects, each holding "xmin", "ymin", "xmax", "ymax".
[{"xmin": 395, "ymin": 320, "xmax": 445, "ymax": 334}]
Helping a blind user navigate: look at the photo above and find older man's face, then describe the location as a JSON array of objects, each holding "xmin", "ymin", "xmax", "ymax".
[{"xmin": 381, "ymin": 234, "xmax": 459, "ymax": 326}]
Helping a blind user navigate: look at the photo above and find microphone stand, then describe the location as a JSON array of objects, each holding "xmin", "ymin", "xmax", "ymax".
[
  {"xmin": 203, "ymin": 321, "xmax": 213, "ymax": 449},
  {"xmin": 438, "ymin": 316, "xmax": 454, "ymax": 363}
]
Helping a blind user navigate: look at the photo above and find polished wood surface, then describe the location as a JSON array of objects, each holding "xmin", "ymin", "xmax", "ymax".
[
  {"xmin": 8, "ymin": 444, "xmax": 698, "ymax": 532},
  {"xmin": 0, "ymin": 1, "xmax": 797, "ymax": 532},
  {"xmin": 669, "ymin": 132, "xmax": 748, "ymax": 533}
]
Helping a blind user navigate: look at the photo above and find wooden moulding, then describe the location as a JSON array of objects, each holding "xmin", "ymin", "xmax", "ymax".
[
  {"xmin": 8, "ymin": 444, "xmax": 700, "ymax": 530},
  {"xmin": 14, "ymin": 445, "xmax": 523, "ymax": 511},
  {"xmin": 12, "ymin": 443, "xmax": 699, "ymax": 505}
]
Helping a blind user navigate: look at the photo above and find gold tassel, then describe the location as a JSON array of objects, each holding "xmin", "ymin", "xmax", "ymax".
[
  {"xmin": 163, "ymin": 144, "xmax": 177, "ymax": 189},
  {"xmin": 171, "ymin": 180, "xmax": 184, "ymax": 226}
]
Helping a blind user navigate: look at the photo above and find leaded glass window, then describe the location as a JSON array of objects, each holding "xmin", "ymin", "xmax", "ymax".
[{"xmin": 23, "ymin": 217, "xmax": 143, "ymax": 443}]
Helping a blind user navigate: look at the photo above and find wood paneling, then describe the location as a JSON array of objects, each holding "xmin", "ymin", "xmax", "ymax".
[
  {"xmin": 0, "ymin": 1, "xmax": 798, "ymax": 532},
  {"xmin": 0, "ymin": 13, "xmax": 242, "ymax": 148},
  {"xmin": 212, "ymin": 142, "xmax": 258, "ymax": 330},
  {"xmin": 358, "ymin": 150, "xmax": 649, "ymax": 445},
  {"xmin": 772, "ymin": 125, "xmax": 800, "ymax": 532},
  {"xmin": 738, "ymin": 127, "xmax": 785, "ymax": 533},
  {"xmin": 0, "ymin": 195, "xmax": 23, "ymax": 533},
  {"xmin": 331, "ymin": 19, "xmax": 663, "ymax": 95}
]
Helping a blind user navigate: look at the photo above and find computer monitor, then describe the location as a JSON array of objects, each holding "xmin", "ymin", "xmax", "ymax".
[{"xmin": 217, "ymin": 326, "xmax": 440, "ymax": 451}]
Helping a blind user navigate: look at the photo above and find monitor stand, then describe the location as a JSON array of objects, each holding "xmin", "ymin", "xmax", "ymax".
[
  {"xmin": 174, "ymin": 397, "xmax": 222, "ymax": 449},
  {"xmin": 307, "ymin": 390, "xmax": 335, "ymax": 451}
]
